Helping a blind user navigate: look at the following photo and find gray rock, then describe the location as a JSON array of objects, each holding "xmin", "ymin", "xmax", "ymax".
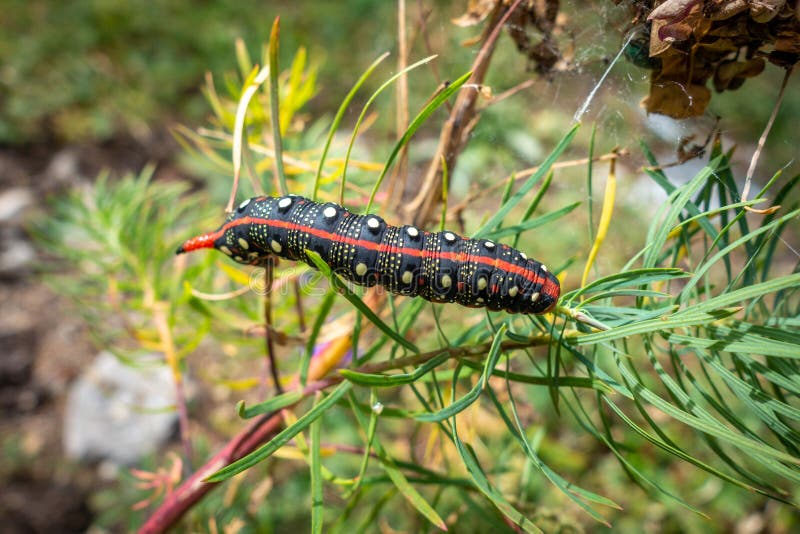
[
  {"xmin": 0, "ymin": 235, "xmax": 36, "ymax": 278},
  {"xmin": 0, "ymin": 188, "xmax": 34, "ymax": 224},
  {"xmin": 63, "ymin": 351, "xmax": 177, "ymax": 465}
]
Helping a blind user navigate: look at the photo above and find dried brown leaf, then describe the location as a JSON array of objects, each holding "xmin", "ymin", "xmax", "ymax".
[
  {"xmin": 644, "ymin": 81, "xmax": 711, "ymax": 118},
  {"xmin": 647, "ymin": 0, "xmax": 701, "ymax": 23},
  {"xmin": 452, "ymin": 0, "xmax": 499, "ymax": 27},
  {"xmin": 714, "ymin": 58, "xmax": 765, "ymax": 90},
  {"xmin": 750, "ymin": 0, "xmax": 785, "ymax": 23},
  {"xmin": 706, "ymin": 0, "xmax": 749, "ymax": 21}
]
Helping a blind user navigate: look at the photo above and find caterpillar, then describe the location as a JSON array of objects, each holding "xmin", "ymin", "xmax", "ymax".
[{"xmin": 177, "ymin": 195, "xmax": 560, "ymax": 314}]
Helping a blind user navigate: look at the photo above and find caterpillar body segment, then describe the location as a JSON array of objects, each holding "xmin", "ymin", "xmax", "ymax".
[{"xmin": 177, "ymin": 195, "xmax": 560, "ymax": 314}]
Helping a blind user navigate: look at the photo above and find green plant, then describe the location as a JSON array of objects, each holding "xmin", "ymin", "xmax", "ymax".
[{"xmin": 35, "ymin": 13, "xmax": 800, "ymax": 534}]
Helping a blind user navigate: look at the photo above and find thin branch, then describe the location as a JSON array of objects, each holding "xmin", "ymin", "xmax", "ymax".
[
  {"xmin": 743, "ymin": 65, "xmax": 794, "ymax": 214},
  {"xmin": 406, "ymin": 0, "xmax": 524, "ymax": 227}
]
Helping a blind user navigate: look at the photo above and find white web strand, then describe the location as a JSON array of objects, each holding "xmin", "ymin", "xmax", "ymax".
[{"xmin": 574, "ymin": 32, "xmax": 636, "ymax": 123}]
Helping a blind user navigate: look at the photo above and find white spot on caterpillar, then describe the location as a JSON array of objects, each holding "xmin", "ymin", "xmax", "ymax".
[
  {"xmin": 271, "ymin": 239, "xmax": 282, "ymax": 253},
  {"xmin": 441, "ymin": 274, "xmax": 452, "ymax": 289},
  {"xmin": 219, "ymin": 246, "xmax": 232, "ymax": 256},
  {"xmin": 401, "ymin": 270, "xmax": 413, "ymax": 284},
  {"xmin": 477, "ymin": 277, "xmax": 488, "ymax": 290},
  {"xmin": 484, "ymin": 240, "xmax": 495, "ymax": 250},
  {"xmin": 238, "ymin": 238, "xmax": 249, "ymax": 250},
  {"xmin": 406, "ymin": 226, "xmax": 419, "ymax": 238},
  {"xmin": 443, "ymin": 232, "xmax": 456, "ymax": 242},
  {"xmin": 238, "ymin": 198, "xmax": 251, "ymax": 210},
  {"xmin": 541, "ymin": 264, "xmax": 548, "ymax": 272},
  {"xmin": 234, "ymin": 256, "xmax": 243, "ymax": 262},
  {"xmin": 520, "ymin": 252, "xmax": 527, "ymax": 260},
  {"xmin": 476, "ymin": 297, "xmax": 485, "ymax": 303},
  {"xmin": 366, "ymin": 217, "xmax": 380, "ymax": 229},
  {"xmin": 508, "ymin": 286, "xmax": 519, "ymax": 297},
  {"xmin": 355, "ymin": 262, "xmax": 368, "ymax": 276},
  {"xmin": 530, "ymin": 292, "xmax": 540, "ymax": 303},
  {"xmin": 323, "ymin": 206, "xmax": 337, "ymax": 219},
  {"xmin": 278, "ymin": 197, "xmax": 292, "ymax": 209}
]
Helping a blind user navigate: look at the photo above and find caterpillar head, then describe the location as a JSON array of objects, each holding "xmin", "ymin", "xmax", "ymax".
[{"xmin": 176, "ymin": 212, "xmax": 270, "ymax": 266}]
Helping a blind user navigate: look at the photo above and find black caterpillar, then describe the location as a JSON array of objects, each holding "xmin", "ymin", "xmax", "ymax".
[{"xmin": 177, "ymin": 195, "xmax": 560, "ymax": 314}]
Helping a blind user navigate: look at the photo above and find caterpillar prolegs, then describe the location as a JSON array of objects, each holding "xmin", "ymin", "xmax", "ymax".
[{"xmin": 177, "ymin": 195, "xmax": 560, "ymax": 314}]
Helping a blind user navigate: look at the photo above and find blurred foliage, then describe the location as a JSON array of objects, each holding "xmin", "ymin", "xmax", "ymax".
[
  {"xmin": 0, "ymin": 0, "xmax": 401, "ymax": 143},
  {"xmin": 33, "ymin": 168, "xmax": 216, "ymax": 366}
]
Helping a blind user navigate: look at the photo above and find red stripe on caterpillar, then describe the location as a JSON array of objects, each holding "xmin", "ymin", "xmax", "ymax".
[{"xmin": 177, "ymin": 195, "xmax": 560, "ymax": 314}]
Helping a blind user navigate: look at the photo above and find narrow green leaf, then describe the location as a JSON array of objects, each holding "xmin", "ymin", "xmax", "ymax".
[
  {"xmin": 415, "ymin": 324, "xmax": 507, "ymax": 422},
  {"xmin": 613, "ymin": 361, "xmax": 800, "ymax": 466},
  {"xmin": 379, "ymin": 455, "xmax": 448, "ymax": 531},
  {"xmin": 458, "ymin": 359, "xmax": 614, "ymax": 393},
  {"xmin": 340, "ymin": 55, "xmax": 437, "ymax": 204},
  {"xmin": 206, "ymin": 382, "xmax": 352, "ymax": 482},
  {"xmin": 642, "ymin": 160, "xmax": 721, "ymax": 268},
  {"xmin": 564, "ymin": 268, "xmax": 688, "ymax": 302},
  {"xmin": 312, "ymin": 51, "xmax": 390, "ymax": 200},
  {"xmin": 366, "ymin": 70, "xmax": 473, "ymax": 212},
  {"xmin": 483, "ymin": 202, "xmax": 580, "ymax": 240},
  {"xmin": 268, "ymin": 16, "xmax": 287, "ymax": 195},
  {"xmin": 475, "ymin": 124, "xmax": 579, "ymax": 237},
  {"xmin": 662, "ymin": 328, "xmax": 800, "ymax": 359},
  {"xmin": 310, "ymin": 395, "xmax": 324, "ymax": 534},
  {"xmin": 340, "ymin": 352, "xmax": 451, "ymax": 386},
  {"xmin": 490, "ymin": 387, "xmax": 617, "ymax": 524},
  {"xmin": 676, "ymin": 272, "xmax": 800, "ymax": 315},
  {"xmin": 237, "ymin": 390, "xmax": 304, "ymax": 419},
  {"xmin": 301, "ymin": 290, "xmax": 338, "ymax": 385},
  {"xmin": 305, "ymin": 250, "xmax": 418, "ymax": 353},
  {"xmin": 452, "ymin": 434, "xmax": 543, "ymax": 533},
  {"xmin": 571, "ymin": 308, "xmax": 738, "ymax": 346},
  {"xmin": 678, "ymin": 209, "xmax": 800, "ymax": 304}
]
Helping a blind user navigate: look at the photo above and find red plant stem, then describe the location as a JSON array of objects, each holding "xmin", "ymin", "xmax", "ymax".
[{"xmin": 138, "ymin": 412, "xmax": 283, "ymax": 534}]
